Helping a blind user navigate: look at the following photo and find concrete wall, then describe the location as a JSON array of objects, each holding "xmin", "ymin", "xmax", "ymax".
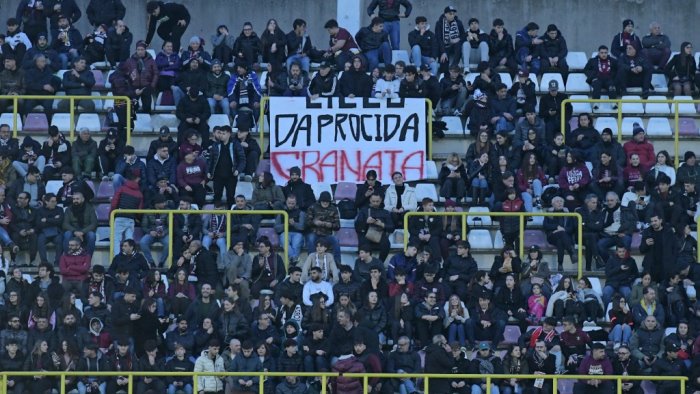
[{"xmin": 1, "ymin": 0, "xmax": 699, "ymax": 58}]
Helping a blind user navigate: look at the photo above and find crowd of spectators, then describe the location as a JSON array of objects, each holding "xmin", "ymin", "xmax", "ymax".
[{"xmin": 0, "ymin": 1, "xmax": 698, "ymax": 394}]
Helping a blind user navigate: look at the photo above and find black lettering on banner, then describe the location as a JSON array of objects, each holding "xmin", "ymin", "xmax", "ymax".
[
  {"xmin": 305, "ymin": 95, "xmax": 323, "ymax": 109},
  {"xmin": 339, "ymin": 96, "xmax": 357, "ymax": 108},
  {"xmin": 318, "ymin": 115, "xmax": 333, "ymax": 144},
  {"xmin": 335, "ymin": 114, "xmax": 348, "ymax": 142},
  {"xmin": 349, "ymin": 114, "xmax": 363, "ymax": 141},
  {"xmin": 386, "ymin": 98, "xmax": 405, "ymax": 108},
  {"xmin": 362, "ymin": 97, "xmax": 380, "ymax": 108},
  {"xmin": 383, "ymin": 114, "xmax": 401, "ymax": 141},
  {"xmin": 275, "ymin": 114, "xmax": 298, "ymax": 147}
]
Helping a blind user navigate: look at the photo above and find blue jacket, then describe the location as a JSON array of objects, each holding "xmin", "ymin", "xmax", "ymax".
[{"xmin": 146, "ymin": 153, "xmax": 177, "ymax": 189}]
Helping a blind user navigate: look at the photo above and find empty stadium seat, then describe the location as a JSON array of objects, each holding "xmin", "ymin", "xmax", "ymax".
[
  {"xmin": 645, "ymin": 96, "xmax": 671, "ymax": 114},
  {"xmin": 337, "ymin": 228, "xmax": 359, "ymax": 251},
  {"xmin": 566, "ymin": 52, "xmax": 588, "ymax": 70},
  {"xmin": 592, "ymin": 95, "xmax": 618, "ymax": 114},
  {"xmin": 104, "ymin": 70, "xmax": 115, "ymax": 89},
  {"xmin": 527, "ymin": 73, "xmax": 539, "ymax": 91},
  {"xmin": 334, "ymin": 182, "xmax": 357, "ymax": 201},
  {"xmin": 92, "ymin": 70, "xmax": 106, "ymax": 89},
  {"xmin": 425, "ymin": 161, "xmax": 438, "ymax": 179},
  {"xmin": 235, "ymin": 181, "xmax": 254, "ymax": 201},
  {"xmin": 134, "ymin": 114, "xmax": 153, "ymax": 132},
  {"xmin": 524, "ymin": 230, "xmax": 548, "ymax": 250},
  {"xmin": 389, "ymin": 229, "xmax": 405, "ymax": 249},
  {"xmin": 467, "ymin": 229, "xmax": 493, "ymax": 249},
  {"xmin": 23, "ymin": 113, "xmax": 48, "ymax": 132},
  {"xmin": 569, "ymin": 95, "xmax": 592, "ymax": 114},
  {"xmin": 441, "ymin": 116, "xmax": 464, "ymax": 135},
  {"xmin": 256, "ymin": 228, "xmax": 279, "ymax": 247},
  {"xmin": 96, "ymin": 204, "xmax": 111, "ymax": 222},
  {"xmin": 621, "ymin": 117, "xmax": 644, "ymax": 136},
  {"xmin": 465, "ymin": 72, "xmax": 478, "ymax": 86},
  {"xmin": 646, "ymin": 117, "xmax": 672, "ymax": 136},
  {"xmin": 565, "ymin": 73, "xmax": 589, "ymax": 93},
  {"xmin": 650, "ymin": 73, "xmax": 668, "ymax": 93},
  {"xmin": 665, "ymin": 327, "xmax": 678, "ymax": 337},
  {"xmin": 96, "ymin": 181, "xmax": 114, "ymax": 199},
  {"xmin": 147, "ymin": 49, "xmax": 157, "ymax": 59},
  {"xmin": 95, "ymin": 227, "xmax": 111, "ymax": 247},
  {"xmin": 557, "ymin": 379, "xmax": 575, "ymax": 394},
  {"xmin": 51, "ymin": 113, "xmax": 72, "ymax": 132},
  {"xmin": 414, "ymin": 183, "xmax": 438, "ymax": 201},
  {"xmin": 150, "ymin": 114, "xmax": 178, "ymax": 132},
  {"xmin": 678, "ymin": 117, "xmax": 700, "ymax": 136},
  {"xmin": 209, "ymin": 114, "xmax": 231, "ymax": 129},
  {"xmin": 502, "ymin": 325, "xmax": 522, "ymax": 345},
  {"xmin": 588, "ymin": 277, "xmax": 603, "ymax": 296},
  {"xmin": 493, "ymin": 230, "xmax": 504, "ymax": 249},
  {"xmin": 155, "ymin": 91, "xmax": 176, "ymax": 111},
  {"xmin": 539, "ymin": 73, "xmax": 565, "ymax": 92},
  {"xmin": 620, "ymin": 95, "xmax": 644, "ymax": 114},
  {"xmin": 675, "ymin": 96, "xmax": 696, "ymax": 114},
  {"xmin": 311, "ymin": 183, "xmax": 333, "ymax": 200},
  {"xmin": 593, "ymin": 117, "xmax": 618, "ymax": 134},
  {"xmin": 91, "ymin": 92, "xmax": 104, "ymax": 111},
  {"xmin": 76, "ymin": 113, "xmax": 101, "ymax": 131},
  {"xmin": 466, "ymin": 206, "xmax": 492, "ymax": 226},
  {"xmin": 392, "ymin": 50, "xmax": 410, "ymax": 65},
  {"xmin": 45, "ymin": 180, "xmax": 62, "ymax": 195},
  {"xmin": 498, "ymin": 73, "xmax": 513, "ymax": 89}
]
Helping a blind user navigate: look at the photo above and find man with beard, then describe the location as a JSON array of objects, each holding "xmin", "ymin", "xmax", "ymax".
[
  {"xmin": 81, "ymin": 265, "xmax": 114, "ymax": 307},
  {"xmin": 50, "ymin": 14, "xmax": 82, "ymax": 69},
  {"xmin": 62, "ymin": 191, "xmax": 97, "ymax": 255},
  {"xmin": 36, "ymin": 193, "xmax": 64, "ymax": 266},
  {"xmin": 10, "ymin": 191, "xmax": 37, "ymax": 265},
  {"xmin": 108, "ymin": 239, "xmax": 149, "ymax": 280},
  {"xmin": 22, "ymin": 33, "xmax": 60, "ymax": 72},
  {"xmin": 59, "ymin": 237, "xmax": 91, "ymax": 294}
]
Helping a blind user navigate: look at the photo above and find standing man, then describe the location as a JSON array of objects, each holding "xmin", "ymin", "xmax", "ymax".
[
  {"xmin": 145, "ymin": 1, "xmax": 190, "ymax": 52},
  {"xmin": 208, "ymin": 125, "xmax": 245, "ymax": 207},
  {"xmin": 367, "ymin": 0, "xmax": 412, "ymax": 50},
  {"xmin": 640, "ymin": 214, "xmax": 677, "ymax": 283},
  {"xmin": 86, "ymin": 0, "xmax": 126, "ymax": 29},
  {"xmin": 323, "ymin": 19, "xmax": 359, "ymax": 69}
]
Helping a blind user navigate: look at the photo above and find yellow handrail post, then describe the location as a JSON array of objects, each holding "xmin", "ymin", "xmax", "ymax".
[
  {"xmin": 193, "ymin": 373, "xmax": 198, "ymax": 393},
  {"xmin": 283, "ymin": 211, "xmax": 289, "ymax": 264},
  {"xmin": 109, "ymin": 208, "xmax": 115, "ymax": 257},
  {"xmin": 1, "ymin": 373, "xmax": 6, "ymax": 394},
  {"xmin": 12, "ymin": 97, "xmax": 18, "ymax": 138},
  {"xmin": 259, "ymin": 372, "xmax": 265, "ymax": 394},
  {"xmin": 424, "ymin": 376, "xmax": 429, "ymax": 394},
  {"xmin": 226, "ymin": 212, "xmax": 231, "ymax": 250},
  {"xmin": 321, "ymin": 375, "xmax": 327, "ymax": 394},
  {"xmin": 69, "ymin": 97, "xmax": 75, "ymax": 141},
  {"xmin": 682, "ymin": 375, "xmax": 687, "ymax": 394},
  {"xmin": 126, "ymin": 98, "xmax": 132, "ymax": 145},
  {"xmin": 674, "ymin": 102, "xmax": 680, "ymax": 168},
  {"xmin": 168, "ymin": 212, "xmax": 174, "ymax": 268},
  {"xmin": 553, "ymin": 376, "xmax": 558, "ymax": 394},
  {"xmin": 127, "ymin": 374, "xmax": 133, "ymax": 394},
  {"xmin": 461, "ymin": 213, "xmax": 467, "ymax": 243},
  {"xmin": 577, "ymin": 215, "xmax": 583, "ymax": 279},
  {"xmin": 617, "ymin": 377, "xmax": 622, "ymax": 394},
  {"xmin": 486, "ymin": 376, "xmax": 492, "ymax": 394},
  {"xmin": 60, "ymin": 374, "xmax": 66, "ymax": 394},
  {"xmin": 363, "ymin": 375, "xmax": 369, "ymax": 394},
  {"xmin": 616, "ymin": 100, "xmax": 623, "ymax": 142},
  {"xmin": 518, "ymin": 215, "xmax": 525, "ymax": 258},
  {"xmin": 258, "ymin": 96, "xmax": 268, "ymax": 160}
]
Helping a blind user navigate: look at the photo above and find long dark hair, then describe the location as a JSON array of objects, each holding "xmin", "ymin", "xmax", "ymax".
[{"xmin": 521, "ymin": 152, "xmax": 540, "ymax": 181}]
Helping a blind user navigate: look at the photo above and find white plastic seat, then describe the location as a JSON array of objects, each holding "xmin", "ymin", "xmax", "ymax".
[
  {"xmin": 51, "ymin": 113, "xmax": 72, "ymax": 132},
  {"xmin": 414, "ymin": 183, "xmax": 438, "ymax": 202},
  {"xmin": 154, "ymin": 92, "xmax": 176, "ymax": 111},
  {"xmin": 566, "ymin": 52, "xmax": 588, "ymax": 70},
  {"xmin": 468, "ymin": 229, "xmax": 493, "ymax": 249},
  {"xmin": 91, "ymin": 91, "xmax": 104, "ymax": 111},
  {"xmin": 465, "ymin": 73, "xmax": 478, "ymax": 86},
  {"xmin": 102, "ymin": 92, "xmax": 114, "ymax": 110},
  {"xmin": 147, "ymin": 49, "xmax": 156, "ymax": 59},
  {"xmin": 441, "ymin": 116, "xmax": 463, "ymax": 135},
  {"xmin": 311, "ymin": 183, "xmax": 333, "ymax": 200},
  {"xmin": 539, "ymin": 73, "xmax": 565, "ymax": 92},
  {"xmin": 104, "ymin": 70, "xmax": 115, "ymax": 89},
  {"xmin": 588, "ymin": 277, "xmax": 603, "ymax": 297},
  {"xmin": 46, "ymin": 180, "xmax": 62, "ymax": 195},
  {"xmin": 620, "ymin": 95, "xmax": 644, "ymax": 114},
  {"xmin": 209, "ymin": 114, "xmax": 231, "ymax": 129},
  {"xmin": 528, "ymin": 73, "xmax": 539, "ymax": 91},
  {"xmin": 234, "ymin": 181, "xmax": 254, "ymax": 201},
  {"xmin": 76, "ymin": 113, "xmax": 101, "ymax": 131},
  {"xmin": 565, "ymin": 73, "xmax": 589, "ymax": 93},
  {"xmin": 621, "ymin": 117, "xmax": 644, "ymax": 136},
  {"xmin": 51, "ymin": 91, "xmax": 66, "ymax": 110},
  {"xmin": 646, "ymin": 117, "xmax": 672, "ymax": 136},
  {"xmin": 593, "ymin": 117, "xmax": 618, "ymax": 134},
  {"xmin": 645, "ymin": 96, "xmax": 671, "ymax": 114},
  {"xmin": 592, "ymin": 95, "xmax": 618, "ymax": 114},
  {"xmin": 467, "ymin": 206, "xmax": 492, "ymax": 226},
  {"xmin": 0, "ymin": 113, "xmax": 22, "ymax": 131},
  {"xmin": 569, "ymin": 95, "xmax": 592, "ymax": 114},
  {"xmin": 392, "ymin": 50, "xmax": 410, "ymax": 65},
  {"xmin": 498, "ymin": 73, "xmax": 513, "ymax": 89},
  {"xmin": 425, "ymin": 161, "xmax": 438, "ymax": 179},
  {"xmin": 651, "ymin": 73, "xmax": 668, "ymax": 93},
  {"xmin": 133, "ymin": 113, "xmax": 153, "ymax": 132},
  {"xmin": 493, "ymin": 230, "xmax": 505, "ymax": 249},
  {"xmin": 675, "ymin": 95, "xmax": 697, "ymax": 114},
  {"xmin": 665, "ymin": 327, "xmax": 678, "ymax": 337},
  {"xmin": 390, "ymin": 230, "xmax": 405, "ymax": 249},
  {"xmin": 150, "ymin": 114, "xmax": 178, "ymax": 132}
]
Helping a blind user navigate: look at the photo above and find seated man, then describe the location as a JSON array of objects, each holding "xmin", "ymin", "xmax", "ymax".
[
  {"xmin": 305, "ymin": 192, "xmax": 341, "ymax": 263},
  {"xmin": 10, "ymin": 191, "xmax": 37, "ymax": 265},
  {"xmin": 515, "ymin": 22, "xmax": 542, "ymax": 75},
  {"xmin": 489, "ymin": 83, "xmax": 517, "ymax": 133},
  {"xmin": 573, "ymin": 342, "xmax": 614, "ymax": 394},
  {"xmin": 585, "ymin": 46, "xmax": 618, "ymax": 105},
  {"xmin": 437, "ymin": 65, "xmax": 467, "ymax": 116},
  {"xmin": 355, "ymin": 193, "xmax": 394, "ymax": 262},
  {"xmin": 57, "ymin": 57, "xmax": 96, "ymax": 113},
  {"xmin": 617, "ymin": 44, "xmax": 652, "ymax": 98},
  {"xmin": 355, "ymin": 17, "xmax": 391, "ymax": 73},
  {"xmin": 467, "ymin": 293, "xmax": 507, "ymax": 347},
  {"xmin": 641, "ymin": 22, "xmax": 671, "ymax": 70},
  {"xmin": 140, "ymin": 195, "xmax": 170, "ymax": 268},
  {"xmin": 539, "ymin": 24, "xmax": 569, "ymax": 74},
  {"xmin": 408, "ymin": 16, "xmax": 439, "ymax": 76},
  {"xmin": 463, "ymin": 18, "xmax": 490, "ymax": 69}
]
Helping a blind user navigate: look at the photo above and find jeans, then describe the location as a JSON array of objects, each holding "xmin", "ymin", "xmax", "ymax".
[
  {"xmin": 384, "ymin": 20, "xmax": 401, "ymax": 49},
  {"xmin": 37, "ymin": 231, "xmax": 63, "ymax": 264},
  {"xmin": 609, "ymin": 324, "xmax": 632, "ymax": 344},
  {"xmin": 58, "ymin": 50, "xmax": 80, "ymax": 69},
  {"xmin": 502, "ymin": 385, "xmax": 523, "ymax": 394},
  {"xmin": 303, "ymin": 354, "xmax": 329, "ymax": 372},
  {"xmin": 411, "ymin": 46, "xmax": 439, "ymax": 75},
  {"xmin": 305, "ymin": 233, "xmax": 341, "ymax": 264},
  {"xmin": 287, "ymin": 232, "xmax": 304, "ymax": 260},
  {"xmin": 140, "ymin": 233, "xmax": 169, "ymax": 266},
  {"xmin": 63, "ymin": 230, "xmax": 96, "ymax": 255},
  {"xmin": 364, "ymin": 42, "xmax": 392, "ymax": 72},
  {"xmin": 112, "ymin": 173, "xmax": 126, "ymax": 190},
  {"xmin": 172, "ymin": 86, "xmax": 186, "ymax": 106},
  {"xmin": 597, "ymin": 234, "xmax": 631, "ymax": 262},
  {"xmin": 472, "ymin": 383, "xmax": 500, "ymax": 394},
  {"xmin": 397, "ymin": 375, "xmax": 417, "ymax": 394},
  {"xmin": 286, "ymin": 54, "xmax": 311, "ymax": 73},
  {"xmin": 77, "ymin": 381, "xmax": 107, "ymax": 394},
  {"xmin": 495, "ymin": 116, "xmax": 515, "ymax": 133},
  {"xmin": 521, "ymin": 179, "xmax": 544, "ymax": 212},
  {"xmin": 167, "ymin": 383, "xmax": 193, "ymax": 394},
  {"xmin": 12, "ymin": 157, "xmax": 46, "ymax": 177},
  {"xmin": 0, "ymin": 227, "xmax": 12, "ymax": 246},
  {"xmin": 448, "ymin": 322, "xmax": 467, "ymax": 346},
  {"xmin": 463, "ymin": 41, "xmax": 489, "ymax": 67},
  {"xmin": 472, "ymin": 177, "xmax": 488, "ymax": 189},
  {"xmin": 113, "ymin": 217, "xmax": 135, "ymax": 253},
  {"xmin": 516, "ymin": 47, "xmax": 541, "ymax": 75},
  {"xmin": 207, "ymin": 97, "xmax": 231, "ymax": 116},
  {"xmin": 603, "ymin": 285, "xmax": 631, "ymax": 306}
]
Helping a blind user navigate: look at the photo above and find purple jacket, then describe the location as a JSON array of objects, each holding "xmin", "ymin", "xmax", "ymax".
[
  {"xmin": 155, "ymin": 51, "xmax": 181, "ymax": 78},
  {"xmin": 123, "ymin": 53, "xmax": 158, "ymax": 89},
  {"xmin": 176, "ymin": 158, "xmax": 207, "ymax": 188}
]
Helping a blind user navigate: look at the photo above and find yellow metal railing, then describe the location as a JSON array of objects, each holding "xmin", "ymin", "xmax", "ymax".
[
  {"xmin": 258, "ymin": 97, "xmax": 434, "ymax": 160},
  {"xmin": 560, "ymin": 97, "xmax": 700, "ymax": 168},
  {"xmin": 109, "ymin": 209, "xmax": 289, "ymax": 266},
  {"xmin": 344, "ymin": 373, "xmax": 687, "ymax": 394},
  {"xmin": 0, "ymin": 371, "xmax": 335, "ymax": 394},
  {"xmin": 3, "ymin": 94, "xmax": 132, "ymax": 144},
  {"xmin": 404, "ymin": 211, "xmax": 583, "ymax": 278}
]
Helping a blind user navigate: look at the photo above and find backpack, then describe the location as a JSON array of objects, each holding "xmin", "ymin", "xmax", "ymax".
[{"xmin": 337, "ymin": 199, "xmax": 357, "ymax": 220}]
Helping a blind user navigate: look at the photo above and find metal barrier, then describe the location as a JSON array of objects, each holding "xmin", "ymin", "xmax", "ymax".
[
  {"xmin": 344, "ymin": 372, "xmax": 687, "ymax": 394},
  {"xmin": 0, "ymin": 371, "xmax": 336, "ymax": 394},
  {"xmin": 109, "ymin": 208, "xmax": 289, "ymax": 266},
  {"xmin": 560, "ymin": 97, "xmax": 699, "ymax": 168},
  {"xmin": 403, "ymin": 211, "xmax": 584, "ymax": 278},
  {"xmin": 258, "ymin": 97, "xmax": 435, "ymax": 161},
  {"xmin": 2, "ymin": 94, "xmax": 132, "ymax": 144}
]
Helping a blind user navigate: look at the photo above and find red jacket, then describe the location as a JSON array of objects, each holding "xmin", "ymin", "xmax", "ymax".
[
  {"xmin": 623, "ymin": 139, "xmax": 655, "ymax": 170},
  {"xmin": 59, "ymin": 252, "xmax": 91, "ymax": 281},
  {"xmin": 332, "ymin": 356, "xmax": 365, "ymax": 394},
  {"xmin": 111, "ymin": 179, "xmax": 144, "ymax": 215}
]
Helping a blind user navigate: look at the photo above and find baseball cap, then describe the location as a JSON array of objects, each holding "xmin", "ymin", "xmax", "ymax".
[
  {"xmin": 478, "ymin": 342, "xmax": 491, "ymax": 351},
  {"xmin": 444, "ymin": 5, "xmax": 457, "ymax": 13},
  {"xmin": 517, "ymin": 69, "xmax": 529, "ymax": 78},
  {"xmin": 548, "ymin": 80, "xmax": 559, "ymax": 91}
]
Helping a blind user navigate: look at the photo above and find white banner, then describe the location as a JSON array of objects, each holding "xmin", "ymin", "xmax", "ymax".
[{"xmin": 268, "ymin": 97, "xmax": 427, "ymax": 184}]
